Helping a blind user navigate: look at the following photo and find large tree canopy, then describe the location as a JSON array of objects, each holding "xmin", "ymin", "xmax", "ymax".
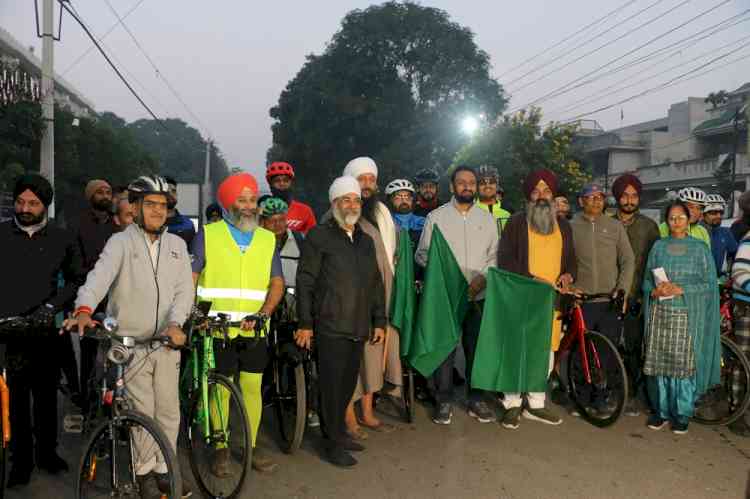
[{"xmin": 269, "ymin": 1, "xmax": 506, "ymax": 211}]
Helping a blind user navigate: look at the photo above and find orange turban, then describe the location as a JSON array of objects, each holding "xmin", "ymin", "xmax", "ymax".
[{"xmin": 217, "ymin": 173, "xmax": 258, "ymax": 210}]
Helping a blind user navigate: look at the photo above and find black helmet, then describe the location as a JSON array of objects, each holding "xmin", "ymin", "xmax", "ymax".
[
  {"xmin": 128, "ymin": 175, "xmax": 174, "ymax": 207},
  {"xmin": 477, "ymin": 165, "xmax": 499, "ymax": 182},
  {"xmin": 414, "ymin": 168, "xmax": 440, "ymax": 185}
]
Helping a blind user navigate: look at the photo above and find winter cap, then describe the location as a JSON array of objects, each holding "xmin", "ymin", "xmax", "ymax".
[
  {"xmin": 343, "ymin": 157, "xmax": 378, "ymax": 180},
  {"xmin": 14, "ymin": 173, "xmax": 53, "ymax": 207},
  {"xmin": 329, "ymin": 176, "xmax": 361, "ymax": 203},
  {"xmin": 217, "ymin": 173, "xmax": 259, "ymax": 210},
  {"xmin": 85, "ymin": 179, "xmax": 111, "ymax": 201},
  {"xmin": 611, "ymin": 174, "xmax": 642, "ymax": 200},
  {"xmin": 523, "ymin": 169, "xmax": 559, "ymax": 200}
]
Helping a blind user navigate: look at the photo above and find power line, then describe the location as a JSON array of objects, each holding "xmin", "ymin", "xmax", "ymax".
[
  {"xmin": 510, "ymin": 0, "xmax": 733, "ymax": 112},
  {"xmin": 61, "ymin": 0, "xmax": 147, "ymax": 76},
  {"xmin": 101, "ymin": 0, "xmax": 212, "ymax": 138},
  {"xmin": 498, "ymin": 0, "xmax": 639, "ymax": 79},
  {"xmin": 505, "ymin": 0, "xmax": 668, "ymax": 88}
]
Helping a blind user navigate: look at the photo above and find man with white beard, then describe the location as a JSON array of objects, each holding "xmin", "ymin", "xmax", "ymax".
[
  {"xmin": 295, "ymin": 177, "xmax": 386, "ymax": 467},
  {"xmin": 497, "ymin": 169, "xmax": 578, "ymax": 429}
]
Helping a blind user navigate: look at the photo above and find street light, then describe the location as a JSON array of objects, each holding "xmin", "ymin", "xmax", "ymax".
[{"xmin": 461, "ymin": 116, "xmax": 479, "ymax": 135}]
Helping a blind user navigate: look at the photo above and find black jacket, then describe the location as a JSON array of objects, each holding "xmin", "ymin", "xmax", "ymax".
[
  {"xmin": 0, "ymin": 219, "xmax": 85, "ymax": 319},
  {"xmin": 72, "ymin": 209, "xmax": 117, "ymax": 273},
  {"xmin": 296, "ymin": 219, "xmax": 386, "ymax": 340}
]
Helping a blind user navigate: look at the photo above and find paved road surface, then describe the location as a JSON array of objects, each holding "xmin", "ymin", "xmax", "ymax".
[{"xmin": 7, "ymin": 396, "xmax": 750, "ymax": 499}]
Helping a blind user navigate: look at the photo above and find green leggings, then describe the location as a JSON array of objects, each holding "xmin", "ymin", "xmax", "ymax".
[{"xmin": 211, "ymin": 372, "xmax": 263, "ymax": 448}]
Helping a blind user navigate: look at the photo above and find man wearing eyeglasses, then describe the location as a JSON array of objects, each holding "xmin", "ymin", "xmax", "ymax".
[{"xmin": 475, "ymin": 165, "xmax": 511, "ymax": 235}]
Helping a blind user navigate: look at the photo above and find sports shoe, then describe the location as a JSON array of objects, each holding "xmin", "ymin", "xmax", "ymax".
[
  {"xmin": 251, "ymin": 449, "xmax": 279, "ymax": 473},
  {"xmin": 523, "ymin": 407, "xmax": 563, "ymax": 425},
  {"xmin": 432, "ymin": 402, "xmax": 452, "ymax": 425},
  {"xmin": 671, "ymin": 421, "xmax": 689, "ymax": 435},
  {"xmin": 647, "ymin": 415, "xmax": 668, "ymax": 430},
  {"xmin": 156, "ymin": 472, "xmax": 192, "ymax": 498},
  {"xmin": 307, "ymin": 411, "xmax": 321, "ymax": 428},
  {"xmin": 467, "ymin": 400, "xmax": 496, "ymax": 423},
  {"xmin": 136, "ymin": 472, "xmax": 162, "ymax": 499},
  {"xmin": 325, "ymin": 447, "xmax": 357, "ymax": 468},
  {"xmin": 501, "ymin": 407, "xmax": 522, "ymax": 430}
]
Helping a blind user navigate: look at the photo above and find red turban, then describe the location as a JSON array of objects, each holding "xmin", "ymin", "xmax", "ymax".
[
  {"xmin": 217, "ymin": 173, "xmax": 258, "ymax": 210},
  {"xmin": 523, "ymin": 169, "xmax": 558, "ymax": 199},
  {"xmin": 611, "ymin": 174, "xmax": 642, "ymax": 200}
]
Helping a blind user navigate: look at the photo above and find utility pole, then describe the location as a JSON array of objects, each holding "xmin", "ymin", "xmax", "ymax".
[
  {"xmin": 40, "ymin": 0, "xmax": 55, "ymax": 218},
  {"xmin": 199, "ymin": 139, "xmax": 212, "ymax": 230},
  {"xmin": 731, "ymin": 106, "xmax": 741, "ymax": 218}
]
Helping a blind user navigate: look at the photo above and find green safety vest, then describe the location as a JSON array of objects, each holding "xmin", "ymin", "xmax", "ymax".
[
  {"xmin": 475, "ymin": 201, "xmax": 511, "ymax": 235},
  {"xmin": 196, "ymin": 220, "xmax": 275, "ymax": 339}
]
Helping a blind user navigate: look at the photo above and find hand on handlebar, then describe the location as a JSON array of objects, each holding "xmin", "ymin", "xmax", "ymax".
[
  {"xmin": 294, "ymin": 329, "xmax": 313, "ymax": 350},
  {"xmin": 164, "ymin": 325, "xmax": 186, "ymax": 348},
  {"xmin": 62, "ymin": 312, "xmax": 95, "ymax": 337}
]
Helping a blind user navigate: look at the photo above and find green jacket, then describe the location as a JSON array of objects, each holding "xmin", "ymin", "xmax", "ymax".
[
  {"xmin": 475, "ymin": 200, "xmax": 511, "ymax": 235},
  {"xmin": 658, "ymin": 222, "xmax": 710, "ymax": 247},
  {"xmin": 612, "ymin": 212, "xmax": 660, "ymax": 300}
]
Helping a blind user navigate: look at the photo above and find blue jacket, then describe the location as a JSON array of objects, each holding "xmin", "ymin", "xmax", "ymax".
[
  {"xmin": 166, "ymin": 210, "xmax": 196, "ymax": 247},
  {"xmin": 392, "ymin": 212, "xmax": 425, "ymax": 233},
  {"xmin": 707, "ymin": 225, "xmax": 738, "ymax": 274}
]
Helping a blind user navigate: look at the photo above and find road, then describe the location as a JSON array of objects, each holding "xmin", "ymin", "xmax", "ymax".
[{"xmin": 8, "ymin": 395, "xmax": 750, "ymax": 499}]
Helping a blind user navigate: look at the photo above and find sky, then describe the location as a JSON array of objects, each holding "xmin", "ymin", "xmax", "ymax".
[{"xmin": 2, "ymin": 0, "xmax": 749, "ymax": 184}]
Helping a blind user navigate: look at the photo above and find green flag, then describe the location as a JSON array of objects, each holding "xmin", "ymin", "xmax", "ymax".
[
  {"xmin": 390, "ymin": 229, "xmax": 417, "ymax": 357},
  {"xmin": 407, "ymin": 226, "xmax": 468, "ymax": 377},
  {"xmin": 471, "ymin": 268, "xmax": 556, "ymax": 393}
]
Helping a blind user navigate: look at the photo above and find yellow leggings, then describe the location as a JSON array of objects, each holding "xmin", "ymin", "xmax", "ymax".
[{"xmin": 211, "ymin": 372, "xmax": 263, "ymax": 448}]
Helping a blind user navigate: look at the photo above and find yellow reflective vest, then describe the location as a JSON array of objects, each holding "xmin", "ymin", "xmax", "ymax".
[
  {"xmin": 196, "ymin": 220, "xmax": 275, "ymax": 338},
  {"xmin": 475, "ymin": 200, "xmax": 511, "ymax": 235}
]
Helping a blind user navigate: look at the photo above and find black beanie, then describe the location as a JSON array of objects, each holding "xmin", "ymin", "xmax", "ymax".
[{"xmin": 13, "ymin": 173, "xmax": 54, "ymax": 207}]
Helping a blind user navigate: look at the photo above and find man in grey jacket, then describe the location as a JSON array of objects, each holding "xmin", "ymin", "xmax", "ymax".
[
  {"xmin": 571, "ymin": 183, "xmax": 635, "ymax": 346},
  {"xmin": 416, "ymin": 165, "xmax": 499, "ymax": 425},
  {"xmin": 65, "ymin": 175, "xmax": 194, "ymax": 499}
]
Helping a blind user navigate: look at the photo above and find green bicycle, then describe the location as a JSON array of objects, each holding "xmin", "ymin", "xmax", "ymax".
[{"xmin": 181, "ymin": 303, "xmax": 255, "ymax": 499}]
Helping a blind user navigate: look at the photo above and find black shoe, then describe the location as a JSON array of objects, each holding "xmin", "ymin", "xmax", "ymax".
[
  {"xmin": 7, "ymin": 464, "xmax": 33, "ymax": 488},
  {"xmin": 136, "ymin": 472, "xmax": 162, "ymax": 499},
  {"xmin": 325, "ymin": 447, "xmax": 357, "ymax": 468},
  {"xmin": 341, "ymin": 439, "xmax": 366, "ymax": 452},
  {"xmin": 37, "ymin": 452, "xmax": 69, "ymax": 474},
  {"xmin": 156, "ymin": 472, "xmax": 192, "ymax": 498}
]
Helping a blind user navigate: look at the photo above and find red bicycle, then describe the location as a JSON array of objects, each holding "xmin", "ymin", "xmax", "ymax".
[{"xmin": 557, "ymin": 293, "xmax": 629, "ymax": 428}]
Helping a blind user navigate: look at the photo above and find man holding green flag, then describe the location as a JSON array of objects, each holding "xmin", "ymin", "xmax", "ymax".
[
  {"xmin": 494, "ymin": 168, "xmax": 577, "ymax": 430},
  {"xmin": 415, "ymin": 165, "xmax": 499, "ymax": 425}
]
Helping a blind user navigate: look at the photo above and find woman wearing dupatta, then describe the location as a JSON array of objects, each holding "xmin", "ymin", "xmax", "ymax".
[{"xmin": 642, "ymin": 200, "xmax": 721, "ymax": 434}]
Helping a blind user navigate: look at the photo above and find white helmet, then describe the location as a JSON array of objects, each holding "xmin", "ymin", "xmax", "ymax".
[
  {"xmin": 705, "ymin": 193, "xmax": 726, "ymax": 213},
  {"xmin": 385, "ymin": 179, "xmax": 415, "ymax": 196},
  {"xmin": 678, "ymin": 187, "xmax": 706, "ymax": 205}
]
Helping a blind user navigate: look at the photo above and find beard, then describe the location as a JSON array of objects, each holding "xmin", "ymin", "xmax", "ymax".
[
  {"xmin": 454, "ymin": 190, "xmax": 475, "ymax": 205},
  {"xmin": 619, "ymin": 203, "xmax": 638, "ymax": 215},
  {"xmin": 230, "ymin": 207, "xmax": 258, "ymax": 233},
  {"xmin": 419, "ymin": 191, "xmax": 435, "ymax": 202},
  {"xmin": 270, "ymin": 186, "xmax": 293, "ymax": 204},
  {"xmin": 393, "ymin": 202, "xmax": 412, "ymax": 214},
  {"xmin": 92, "ymin": 197, "xmax": 113, "ymax": 213},
  {"xmin": 527, "ymin": 199, "xmax": 557, "ymax": 235},
  {"xmin": 333, "ymin": 203, "xmax": 361, "ymax": 228},
  {"xmin": 15, "ymin": 210, "xmax": 46, "ymax": 227}
]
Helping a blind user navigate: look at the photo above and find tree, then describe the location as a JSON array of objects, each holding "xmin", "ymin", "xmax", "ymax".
[
  {"xmin": 268, "ymin": 1, "xmax": 506, "ymax": 212},
  {"xmin": 453, "ymin": 107, "xmax": 590, "ymax": 210},
  {"xmin": 705, "ymin": 90, "xmax": 729, "ymax": 110}
]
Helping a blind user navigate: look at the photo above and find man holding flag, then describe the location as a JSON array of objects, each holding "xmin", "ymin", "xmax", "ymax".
[
  {"xmin": 415, "ymin": 165, "xmax": 499, "ymax": 425},
  {"xmin": 495, "ymin": 169, "xmax": 577, "ymax": 429}
]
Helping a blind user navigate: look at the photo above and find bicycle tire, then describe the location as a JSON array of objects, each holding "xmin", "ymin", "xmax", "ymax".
[
  {"xmin": 274, "ymin": 357, "xmax": 306, "ymax": 454},
  {"xmin": 77, "ymin": 410, "xmax": 182, "ymax": 499},
  {"xmin": 694, "ymin": 336, "xmax": 750, "ymax": 426},
  {"xmin": 567, "ymin": 330, "xmax": 629, "ymax": 428},
  {"xmin": 187, "ymin": 373, "xmax": 251, "ymax": 499}
]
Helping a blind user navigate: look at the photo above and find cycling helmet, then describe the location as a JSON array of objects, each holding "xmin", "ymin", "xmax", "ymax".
[
  {"xmin": 258, "ymin": 195, "xmax": 289, "ymax": 218},
  {"xmin": 477, "ymin": 165, "xmax": 500, "ymax": 182},
  {"xmin": 677, "ymin": 187, "xmax": 706, "ymax": 205},
  {"xmin": 127, "ymin": 174, "xmax": 173, "ymax": 206},
  {"xmin": 385, "ymin": 179, "xmax": 415, "ymax": 196},
  {"xmin": 705, "ymin": 193, "xmax": 726, "ymax": 205},
  {"xmin": 414, "ymin": 168, "xmax": 440, "ymax": 185},
  {"xmin": 266, "ymin": 161, "xmax": 295, "ymax": 181}
]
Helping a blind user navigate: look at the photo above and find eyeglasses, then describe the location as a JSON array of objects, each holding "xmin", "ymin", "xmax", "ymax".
[
  {"xmin": 143, "ymin": 200, "xmax": 168, "ymax": 210},
  {"xmin": 668, "ymin": 215, "xmax": 688, "ymax": 222}
]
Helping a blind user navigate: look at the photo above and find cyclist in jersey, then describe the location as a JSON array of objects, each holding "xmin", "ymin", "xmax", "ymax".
[
  {"xmin": 413, "ymin": 168, "xmax": 440, "ymax": 217},
  {"xmin": 258, "ymin": 195, "xmax": 304, "ymax": 285},
  {"xmin": 658, "ymin": 187, "xmax": 710, "ymax": 246},
  {"xmin": 475, "ymin": 165, "xmax": 511, "ymax": 233},
  {"xmin": 703, "ymin": 194, "xmax": 737, "ymax": 274},
  {"xmin": 266, "ymin": 161, "xmax": 317, "ymax": 234}
]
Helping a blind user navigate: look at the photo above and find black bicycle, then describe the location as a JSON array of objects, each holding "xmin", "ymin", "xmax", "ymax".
[{"xmin": 74, "ymin": 317, "xmax": 183, "ymax": 499}]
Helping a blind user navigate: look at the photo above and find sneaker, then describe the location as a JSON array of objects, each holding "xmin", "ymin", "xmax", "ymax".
[
  {"xmin": 307, "ymin": 411, "xmax": 321, "ymax": 428},
  {"xmin": 136, "ymin": 472, "xmax": 162, "ymax": 499},
  {"xmin": 568, "ymin": 407, "xmax": 581, "ymax": 418},
  {"xmin": 325, "ymin": 447, "xmax": 357, "ymax": 468},
  {"xmin": 432, "ymin": 402, "xmax": 452, "ymax": 425},
  {"xmin": 155, "ymin": 472, "xmax": 192, "ymax": 498},
  {"xmin": 341, "ymin": 439, "xmax": 365, "ymax": 452},
  {"xmin": 671, "ymin": 421, "xmax": 689, "ymax": 435},
  {"xmin": 647, "ymin": 415, "xmax": 668, "ymax": 431},
  {"xmin": 624, "ymin": 400, "xmax": 641, "ymax": 417},
  {"xmin": 522, "ymin": 407, "xmax": 563, "ymax": 425},
  {"xmin": 251, "ymin": 449, "xmax": 279, "ymax": 474},
  {"xmin": 210, "ymin": 448, "xmax": 231, "ymax": 478},
  {"xmin": 37, "ymin": 452, "xmax": 69, "ymax": 474},
  {"xmin": 467, "ymin": 400, "xmax": 496, "ymax": 423},
  {"xmin": 729, "ymin": 418, "xmax": 750, "ymax": 438},
  {"xmin": 501, "ymin": 407, "xmax": 522, "ymax": 430}
]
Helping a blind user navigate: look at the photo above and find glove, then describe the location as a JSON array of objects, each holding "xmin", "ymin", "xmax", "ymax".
[{"xmin": 29, "ymin": 303, "xmax": 57, "ymax": 327}]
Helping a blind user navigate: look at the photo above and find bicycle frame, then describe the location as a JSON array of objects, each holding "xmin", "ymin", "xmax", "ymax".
[
  {"xmin": 188, "ymin": 329, "xmax": 224, "ymax": 443},
  {"xmin": 557, "ymin": 303, "xmax": 600, "ymax": 386}
]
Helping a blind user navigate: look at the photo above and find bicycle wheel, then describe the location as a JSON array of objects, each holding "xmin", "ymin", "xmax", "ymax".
[
  {"xmin": 694, "ymin": 336, "xmax": 750, "ymax": 425},
  {"xmin": 274, "ymin": 357, "xmax": 306, "ymax": 454},
  {"xmin": 187, "ymin": 373, "xmax": 251, "ymax": 499},
  {"xmin": 77, "ymin": 410, "xmax": 181, "ymax": 499},
  {"xmin": 567, "ymin": 330, "xmax": 629, "ymax": 428}
]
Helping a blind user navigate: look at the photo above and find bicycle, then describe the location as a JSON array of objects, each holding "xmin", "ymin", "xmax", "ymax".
[
  {"xmin": 692, "ymin": 283, "xmax": 750, "ymax": 425},
  {"xmin": 74, "ymin": 317, "xmax": 183, "ymax": 499},
  {"xmin": 557, "ymin": 292, "xmax": 629, "ymax": 428},
  {"xmin": 181, "ymin": 303, "xmax": 254, "ymax": 499}
]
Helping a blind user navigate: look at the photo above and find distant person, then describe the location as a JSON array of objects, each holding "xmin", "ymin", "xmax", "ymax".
[
  {"xmin": 385, "ymin": 178, "xmax": 425, "ymax": 249},
  {"xmin": 658, "ymin": 187, "xmax": 710, "ymax": 246},
  {"xmin": 475, "ymin": 165, "xmax": 511, "ymax": 234},
  {"xmin": 266, "ymin": 162, "xmax": 317, "ymax": 234},
  {"xmin": 113, "ymin": 196, "xmax": 135, "ymax": 229},
  {"xmin": 205, "ymin": 202, "xmax": 222, "ymax": 224},
  {"xmin": 703, "ymin": 194, "xmax": 737, "ymax": 274},
  {"xmin": 164, "ymin": 176, "xmax": 196, "ymax": 247},
  {"xmin": 413, "ymin": 168, "xmax": 440, "ymax": 217},
  {"xmin": 731, "ymin": 191, "xmax": 750, "ymax": 242}
]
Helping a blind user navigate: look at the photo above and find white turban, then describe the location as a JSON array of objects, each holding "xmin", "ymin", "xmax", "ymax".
[
  {"xmin": 343, "ymin": 156, "xmax": 378, "ymax": 179},
  {"xmin": 329, "ymin": 176, "xmax": 362, "ymax": 203}
]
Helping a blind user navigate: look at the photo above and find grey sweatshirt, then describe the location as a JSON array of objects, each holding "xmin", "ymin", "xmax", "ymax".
[
  {"xmin": 570, "ymin": 212, "xmax": 635, "ymax": 298},
  {"xmin": 415, "ymin": 199, "xmax": 499, "ymax": 301},
  {"xmin": 75, "ymin": 224, "xmax": 194, "ymax": 340}
]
